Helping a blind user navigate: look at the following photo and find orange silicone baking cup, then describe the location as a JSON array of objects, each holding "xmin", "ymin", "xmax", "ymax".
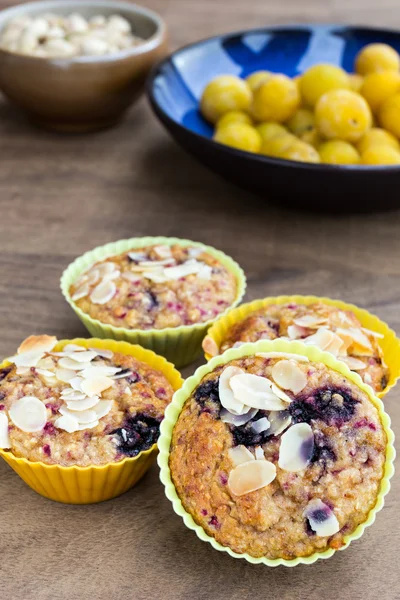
[
  {"xmin": 0, "ymin": 338, "xmax": 183, "ymax": 504},
  {"xmin": 203, "ymin": 294, "xmax": 400, "ymax": 398}
]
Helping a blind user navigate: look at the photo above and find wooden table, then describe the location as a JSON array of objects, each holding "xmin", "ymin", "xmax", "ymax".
[{"xmin": 0, "ymin": 0, "xmax": 399, "ymax": 598}]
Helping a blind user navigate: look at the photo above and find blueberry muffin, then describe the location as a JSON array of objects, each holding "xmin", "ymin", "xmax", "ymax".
[
  {"xmin": 203, "ymin": 302, "xmax": 389, "ymax": 393},
  {"xmin": 69, "ymin": 244, "xmax": 238, "ymax": 330},
  {"xmin": 169, "ymin": 352, "xmax": 387, "ymax": 559},
  {"xmin": 0, "ymin": 336, "xmax": 174, "ymax": 466}
]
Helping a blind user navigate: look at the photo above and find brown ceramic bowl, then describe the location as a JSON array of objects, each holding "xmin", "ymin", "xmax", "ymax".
[{"xmin": 0, "ymin": 0, "xmax": 167, "ymax": 131}]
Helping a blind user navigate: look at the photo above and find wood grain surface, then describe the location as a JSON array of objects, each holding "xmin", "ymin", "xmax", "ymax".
[{"xmin": 0, "ymin": 1, "xmax": 399, "ymax": 599}]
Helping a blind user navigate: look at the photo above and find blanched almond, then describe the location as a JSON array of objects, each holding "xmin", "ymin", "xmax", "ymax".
[
  {"xmin": 271, "ymin": 360, "xmax": 307, "ymax": 394},
  {"xmin": 228, "ymin": 460, "xmax": 276, "ymax": 496},
  {"xmin": 228, "ymin": 445, "xmax": 255, "ymax": 466},
  {"xmin": 278, "ymin": 423, "xmax": 314, "ymax": 472}
]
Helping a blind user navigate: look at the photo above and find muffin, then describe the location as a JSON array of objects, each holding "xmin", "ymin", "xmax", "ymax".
[
  {"xmin": 203, "ymin": 301, "xmax": 389, "ymax": 393},
  {"xmin": 62, "ymin": 238, "xmax": 246, "ymax": 367},
  {"xmin": 69, "ymin": 243, "xmax": 238, "ymax": 330},
  {"xmin": 169, "ymin": 349, "xmax": 389, "ymax": 561},
  {"xmin": 0, "ymin": 335, "xmax": 175, "ymax": 466}
]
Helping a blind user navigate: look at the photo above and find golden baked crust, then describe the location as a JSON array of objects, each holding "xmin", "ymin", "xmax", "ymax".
[
  {"xmin": 217, "ymin": 302, "xmax": 389, "ymax": 393},
  {"xmin": 0, "ymin": 350, "xmax": 173, "ymax": 467},
  {"xmin": 70, "ymin": 244, "xmax": 237, "ymax": 330},
  {"xmin": 170, "ymin": 356, "xmax": 386, "ymax": 559}
]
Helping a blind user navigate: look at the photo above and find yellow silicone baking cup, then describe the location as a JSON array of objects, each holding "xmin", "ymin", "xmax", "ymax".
[
  {"xmin": 158, "ymin": 338, "xmax": 395, "ymax": 567},
  {"xmin": 0, "ymin": 338, "xmax": 183, "ymax": 504},
  {"xmin": 60, "ymin": 237, "xmax": 246, "ymax": 368},
  {"xmin": 203, "ymin": 294, "xmax": 400, "ymax": 398}
]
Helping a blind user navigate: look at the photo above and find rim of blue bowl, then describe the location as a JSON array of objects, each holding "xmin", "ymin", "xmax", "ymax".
[{"xmin": 147, "ymin": 23, "xmax": 400, "ymax": 173}]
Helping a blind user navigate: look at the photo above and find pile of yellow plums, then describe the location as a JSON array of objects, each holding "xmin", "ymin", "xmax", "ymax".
[{"xmin": 200, "ymin": 43, "xmax": 400, "ymax": 165}]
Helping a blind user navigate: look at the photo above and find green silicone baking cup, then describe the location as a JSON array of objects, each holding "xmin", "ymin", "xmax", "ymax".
[
  {"xmin": 158, "ymin": 338, "xmax": 395, "ymax": 567},
  {"xmin": 60, "ymin": 237, "xmax": 246, "ymax": 368}
]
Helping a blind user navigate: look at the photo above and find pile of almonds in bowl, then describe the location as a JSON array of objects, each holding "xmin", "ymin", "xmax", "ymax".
[{"xmin": 0, "ymin": 12, "xmax": 144, "ymax": 57}]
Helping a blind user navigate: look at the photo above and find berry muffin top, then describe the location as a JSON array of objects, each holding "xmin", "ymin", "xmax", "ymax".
[
  {"xmin": 169, "ymin": 352, "xmax": 387, "ymax": 560},
  {"xmin": 203, "ymin": 302, "xmax": 389, "ymax": 393},
  {"xmin": 0, "ymin": 336, "xmax": 174, "ymax": 466},
  {"xmin": 69, "ymin": 244, "xmax": 238, "ymax": 330}
]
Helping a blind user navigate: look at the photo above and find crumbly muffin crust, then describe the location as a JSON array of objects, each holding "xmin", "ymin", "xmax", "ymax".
[
  {"xmin": 170, "ymin": 355, "xmax": 386, "ymax": 560},
  {"xmin": 70, "ymin": 244, "xmax": 237, "ymax": 330},
  {"xmin": 207, "ymin": 302, "xmax": 388, "ymax": 393},
  {"xmin": 0, "ymin": 341, "xmax": 174, "ymax": 467}
]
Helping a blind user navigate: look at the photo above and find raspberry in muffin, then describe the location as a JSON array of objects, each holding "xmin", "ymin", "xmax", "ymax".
[
  {"xmin": 0, "ymin": 336, "xmax": 174, "ymax": 466},
  {"xmin": 169, "ymin": 352, "xmax": 387, "ymax": 560},
  {"xmin": 69, "ymin": 244, "xmax": 238, "ymax": 330},
  {"xmin": 203, "ymin": 302, "xmax": 389, "ymax": 393}
]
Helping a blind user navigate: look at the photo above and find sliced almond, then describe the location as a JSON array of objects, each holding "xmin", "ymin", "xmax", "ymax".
[
  {"xmin": 256, "ymin": 352, "xmax": 309, "ymax": 362},
  {"xmin": 69, "ymin": 376, "xmax": 84, "ymax": 391},
  {"xmin": 80, "ymin": 366, "xmax": 121, "ymax": 379},
  {"xmin": 36, "ymin": 368, "xmax": 56, "ymax": 378},
  {"xmin": 65, "ymin": 396, "xmax": 100, "ymax": 411},
  {"xmin": 59, "ymin": 406, "xmax": 97, "ymax": 424},
  {"xmin": 72, "ymin": 282, "xmax": 90, "ymax": 301},
  {"xmin": 340, "ymin": 356, "xmax": 367, "ymax": 371},
  {"xmin": 345, "ymin": 327, "xmax": 374, "ymax": 354},
  {"xmin": 142, "ymin": 268, "xmax": 168, "ymax": 283},
  {"xmin": 37, "ymin": 356, "xmax": 56, "ymax": 369},
  {"xmin": 303, "ymin": 327, "xmax": 335, "ymax": 351},
  {"xmin": 81, "ymin": 375, "xmax": 114, "ymax": 397},
  {"xmin": 220, "ymin": 407, "xmax": 258, "ymax": 426},
  {"xmin": 197, "ymin": 264, "xmax": 213, "ymax": 280},
  {"xmin": 293, "ymin": 315, "xmax": 328, "ymax": 328},
  {"xmin": 218, "ymin": 366, "xmax": 249, "ymax": 415},
  {"xmin": 102, "ymin": 270, "xmax": 121, "ymax": 282},
  {"xmin": 228, "ymin": 445, "xmax": 255, "ymax": 466},
  {"xmin": 55, "ymin": 368, "xmax": 76, "ymax": 383},
  {"xmin": 0, "ymin": 413, "xmax": 10, "ymax": 448},
  {"xmin": 127, "ymin": 251, "xmax": 147, "ymax": 263},
  {"xmin": 278, "ymin": 423, "xmax": 314, "ymax": 472},
  {"xmin": 230, "ymin": 373, "xmax": 287, "ymax": 410},
  {"xmin": 271, "ymin": 383, "xmax": 293, "ymax": 403},
  {"xmin": 9, "ymin": 350, "xmax": 44, "ymax": 368},
  {"xmin": 362, "ymin": 327, "xmax": 384, "ymax": 339},
  {"xmin": 89, "ymin": 347, "xmax": 114, "ymax": 359},
  {"xmin": 90, "ymin": 280, "xmax": 116, "ymax": 305},
  {"xmin": 54, "ymin": 414, "xmax": 80, "ymax": 433},
  {"xmin": 228, "ymin": 460, "xmax": 276, "ymax": 496},
  {"xmin": 288, "ymin": 324, "xmax": 308, "ymax": 339},
  {"xmin": 138, "ymin": 259, "xmax": 175, "ymax": 268},
  {"xmin": 63, "ymin": 350, "xmax": 97, "ymax": 363},
  {"xmin": 18, "ymin": 335, "xmax": 57, "ymax": 355},
  {"xmin": 9, "ymin": 396, "xmax": 47, "ymax": 433},
  {"xmin": 202, "ymin": 335, "xmax": 219, "ymax": 357},
  {"xmin": 163, "ymin": 260, "xmax": 205, "ymax": 280},
  {"xmin": 97, "ymin": 262, "xmax": 117, "ymax": 277},
  {"xmin": 86, "ymin": 269, "xmax": 100, "ymax": 286},
  {"xmin": 16, "ymin": 367, "xmax": 31, "ymax": 376},
  {"xmin": 58, "ymin": 357, "xmax": 93, "ymax": 371},
  {"xmin": 254, "ymin": 446, "xmax": 265, "ymax": 460},
  {"xmin": 60, "ymin": 391, "xmax": 86, "ymax": 401},
  {"xmin": 268, "ymin": 411, "xmax": 292, "ymax": 436},
  {"xmin": 304, "ymin": 499, "xmax": 340, "ymax": 537},
  {"xmin": 251, "ymin": 417, "xmax": 270, "ymax": 434},
  {"xmin": 77, "ymin": 420, "xmax": 99, "ymax": 431},
  {"xmin": 92, "ymin": 400, "xmax": 113, "ymax": 420},
  {"xmin": 121, "ymin": 272, "xmax": 142, "ymax": 283},
  {"xmin": 153, "ymin": 245, "xmax": 173, "ymax": 259},
  {"xmin": 271, "ymin": 360, "xmax": 307, "ymax": 394},
  {"xmin": 187, "ymin": 247, "xmax": 203, "ymax": 258},
  {"xmin": 325, "ymin": 332, "xmax": 346, "ymax": 357}
]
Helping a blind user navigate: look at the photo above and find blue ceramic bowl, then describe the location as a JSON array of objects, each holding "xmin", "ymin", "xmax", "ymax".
[{"xmin": 147, "ymin": 25, "xmax": 400, "ymax": 212}]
